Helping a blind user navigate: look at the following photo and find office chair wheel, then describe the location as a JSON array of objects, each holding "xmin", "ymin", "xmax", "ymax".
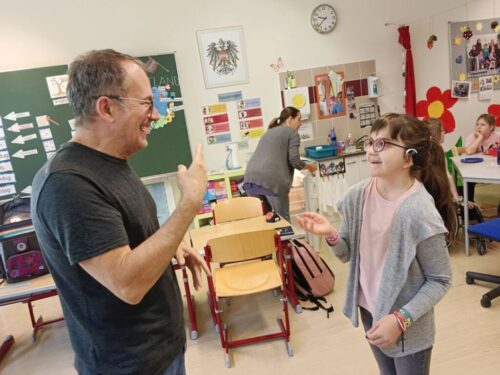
[
  {"xmin": 286, "ymin": 342, "xmax": 294, "ymax": 357},
  {"xmin": 465, "ymin": 275, "xmax": 474, "ymax": 285},
  {"xmin": 294, "ymin": 304, "xmax": 303, "ymax": 314},
  {"xmin": 477, "ymin": 239, "xmax": 487, "ymax": 256},
  {"xmin": 481, "ymin": 295, "xmax": 492, "ymax": 308},
  {"xmin": 190, "ymin": 330, "xmax": 199, "ymax": 340}
]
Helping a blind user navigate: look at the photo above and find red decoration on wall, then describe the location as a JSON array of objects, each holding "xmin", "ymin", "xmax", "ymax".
[
  {"xmin": 488, "ymin": 104, "xmax": 500, "ymax": 127},
  {"xmin": 416, "ymin": 86, "xmax": 458, "ymax": 133},
  {"xmin": 398, "ymin": 26, "xmax": 417, "ymax": 116}
]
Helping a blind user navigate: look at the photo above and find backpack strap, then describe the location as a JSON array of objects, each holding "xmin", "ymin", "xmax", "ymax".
[{"xmin": 299, "ymin": 294, "xmax": 334, "ymax": 318}]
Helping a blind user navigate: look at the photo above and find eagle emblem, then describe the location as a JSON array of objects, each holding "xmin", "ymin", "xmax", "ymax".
[{"xmin": 206, "ymin": 38, "xmax": 240, "ymax": 75}]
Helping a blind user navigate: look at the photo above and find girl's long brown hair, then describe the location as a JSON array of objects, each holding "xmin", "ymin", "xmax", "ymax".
[{"xmin": 372, "ymin": 113, "xmax": 457, "ymax": 242}]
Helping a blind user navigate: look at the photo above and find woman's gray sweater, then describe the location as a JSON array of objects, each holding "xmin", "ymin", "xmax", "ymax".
[{"xmin": 244, "ymin": 125, "xmax": 305, "ymax": 196}]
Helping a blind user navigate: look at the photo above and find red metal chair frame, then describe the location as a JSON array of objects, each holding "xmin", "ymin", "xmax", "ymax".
[{"xmin": 204, "ymin": 233, "xmax": 292, "ymax": 367}]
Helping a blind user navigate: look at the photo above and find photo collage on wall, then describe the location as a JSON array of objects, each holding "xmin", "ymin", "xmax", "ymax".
[{"xmin": 449, "ymin": 17, "xmax": 500, "ymax": 98}]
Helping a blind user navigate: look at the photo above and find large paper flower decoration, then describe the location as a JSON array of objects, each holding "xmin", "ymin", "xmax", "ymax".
[
  {"xmin": 416, "ymin": 86, "xmax": 458, "ymax": 133},
  {"xmin": 488, "ymin": 104, "xmax": 500, "ymax": 127}
]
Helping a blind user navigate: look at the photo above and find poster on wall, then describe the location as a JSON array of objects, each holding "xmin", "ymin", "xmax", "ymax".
[
  {"xmin": 283, "ymin": 87, "xmax": 311, "ymax": 119},
  {"xmin": 449, "ymin": 17, "xmax": 500, "ymax": 93},
  {"xmin": 359, "ymin": 103, "xmax": 377, "ymax": 128},
  {"xmin": 237, "ymin": 98, "xmax": 264, "ymax": 139},
  {"xmin": 201, "ymin": 103, "xmax": 231, "ymax": 145}
]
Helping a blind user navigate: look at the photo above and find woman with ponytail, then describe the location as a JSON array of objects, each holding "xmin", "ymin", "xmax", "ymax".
[
  {"xmin": 244, "ymin": 106, "xmax": 317, "ymax": 221},
  {"xmin": 297, "ymin": 113, "xmax": 455, "ymax": 375}
]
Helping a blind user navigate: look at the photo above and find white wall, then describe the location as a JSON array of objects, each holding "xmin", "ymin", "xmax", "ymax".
[{"xmin": 0, "ymin": 0, "xmax": 498, "ymax": 170}]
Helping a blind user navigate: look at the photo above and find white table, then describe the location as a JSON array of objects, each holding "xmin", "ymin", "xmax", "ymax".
[{"xmin": 452, "ymin": 155, "xmax": 500, "ymax": 256}]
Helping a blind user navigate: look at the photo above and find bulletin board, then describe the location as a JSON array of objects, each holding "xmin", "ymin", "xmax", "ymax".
[
  {"xmin": 449, "ymin": 17, "xmax": 500, "ymax": 93},
  {"xmin": 0, "ymin": 53, "xmax": 191, "ymax": 199}
]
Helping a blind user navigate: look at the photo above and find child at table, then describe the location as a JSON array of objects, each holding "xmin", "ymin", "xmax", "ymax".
[
  {"xmin": 425, "ymin": 119, "xmax": 474, "ymax": 210},
  {"xmin": 298, "ymin": 113, "xmax": 455, "ymax": 375},
  {"xmin": 463, "ymin": 114, "xmax": 499, "ymax": 202}
]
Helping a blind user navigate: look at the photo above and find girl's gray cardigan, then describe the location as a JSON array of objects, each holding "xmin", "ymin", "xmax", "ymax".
[{"xmin": 333, "ymin": 179, "xmax": 452, "ymax": 357}]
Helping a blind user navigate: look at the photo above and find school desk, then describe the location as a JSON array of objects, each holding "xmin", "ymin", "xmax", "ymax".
[
  {"xmin": 0, "ymin": 226, "xmax": 63, "ymax": 364},
  {"xmin": 0, "ymin": 273, "xmax": 63, "ymax": 365},
  {"xmin": 451, "ymin": 155, "xmax": 500, "ymax": 256},
  {"xmin": 186, "ymin": 216, "xmax": 304, "ymax": 340}
]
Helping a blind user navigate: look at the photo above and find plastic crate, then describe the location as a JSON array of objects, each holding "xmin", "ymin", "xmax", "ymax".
[{"xmin": 305, "ymin": 145, "xmax": 337, "ymax": 159}]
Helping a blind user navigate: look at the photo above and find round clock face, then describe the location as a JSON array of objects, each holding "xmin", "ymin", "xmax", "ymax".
[{"xmin": 311, "ymin": 4, "xmax": 337, "ymax": 34}]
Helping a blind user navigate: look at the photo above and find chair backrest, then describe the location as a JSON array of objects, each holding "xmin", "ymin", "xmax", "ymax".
[
  {"xmin": 206, "ymin": 229, "xmax": 277, "ymax": 264},
  {"xmin": 212, "ymin": 196, "xmax": 263, "ymax": 224}
]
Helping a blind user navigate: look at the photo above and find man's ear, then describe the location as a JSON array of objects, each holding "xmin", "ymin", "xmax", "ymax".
[{"xmin": 94, "ymin": 97, "xmax": 115, "ymax": 122}]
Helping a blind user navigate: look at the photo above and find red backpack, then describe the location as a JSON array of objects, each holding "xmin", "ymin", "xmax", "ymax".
[{"xmin": 290, "ymin": 239, "xmax": 335, "ymax": 317}]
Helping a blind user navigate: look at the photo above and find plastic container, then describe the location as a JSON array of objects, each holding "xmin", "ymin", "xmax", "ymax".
[{"xmin": 305, "ymin": 145, "xmax": 337, "ymax": 159}]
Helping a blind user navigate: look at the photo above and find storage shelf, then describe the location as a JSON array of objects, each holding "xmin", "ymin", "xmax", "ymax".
[{"xmin": 193, "ymin": 169, "xmax": 245, "ymax": 228}]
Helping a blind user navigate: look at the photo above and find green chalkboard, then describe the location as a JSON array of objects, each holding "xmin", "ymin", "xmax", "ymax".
[{"xmin": 0, "ymin": 53, "xmax": 191, "ymax": 199}]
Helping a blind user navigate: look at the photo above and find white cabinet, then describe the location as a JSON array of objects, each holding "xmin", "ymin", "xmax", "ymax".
[{"xmin": 344, "ymin": 154, "xmax": 369, "ymax": 186}]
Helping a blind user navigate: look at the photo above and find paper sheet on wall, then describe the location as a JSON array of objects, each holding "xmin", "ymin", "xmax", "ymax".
[
  {"xmin": 298, "ymin": 120, "xmax": 314, "ymax": 141},
  {"xmin": 478, "ymin": 76, "xmax": 493, "ymax": 100},
  {"xmin": 283, "ymin": 87, "xmax": 310, "ymax": 119}
]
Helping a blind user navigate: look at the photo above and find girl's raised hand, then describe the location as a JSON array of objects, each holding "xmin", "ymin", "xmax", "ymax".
[{"xmin": 297, "ymin": 212, "xmax": 336, "ymax": 236}]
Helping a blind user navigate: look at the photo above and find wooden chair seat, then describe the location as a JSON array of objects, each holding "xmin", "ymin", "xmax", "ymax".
[{"xmin": 215, "ymin": 259, "xmax": 281, "ymax": 297}]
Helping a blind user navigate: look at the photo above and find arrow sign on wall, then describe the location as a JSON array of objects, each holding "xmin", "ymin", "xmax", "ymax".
[
  {"xmin": 12, "ymin": 133, "xmax": 37, "ymax": 144},
  {"xmin": 12, "ymin": 149, "xmax": 38, "ymax": 159},
  {"xmin": 4, "ymin": 111, "xmax": 30, "ymax": 122},
  {"xmin": 7, "ymin": 123, "xmax": 34, "ymax": 133}
]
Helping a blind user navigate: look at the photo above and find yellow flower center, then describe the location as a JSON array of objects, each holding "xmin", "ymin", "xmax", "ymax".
[{"xmin": 428, "ymin": 100, "xmax": 444, "ymax": 118}]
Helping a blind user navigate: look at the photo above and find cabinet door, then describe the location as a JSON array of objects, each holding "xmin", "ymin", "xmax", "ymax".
[
  {"xmin": 344, "ymin": 158, "xmax": 359, "ymax": 187},
  {"xmin": 357, "ymin": 155, "xmax": 370, "ymax": 182}
]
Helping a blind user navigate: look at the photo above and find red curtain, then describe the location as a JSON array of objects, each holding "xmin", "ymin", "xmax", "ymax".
[{"xmin": 398, "ymin": 26, "xmax": 416, "ymax": 116}]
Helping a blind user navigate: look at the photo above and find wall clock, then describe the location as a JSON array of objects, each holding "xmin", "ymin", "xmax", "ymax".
[{"xmin": 310, "ymin": 4, "xmax": 337, "ymax": 34}]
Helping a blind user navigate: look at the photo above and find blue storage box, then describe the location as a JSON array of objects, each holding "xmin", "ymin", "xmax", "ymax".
[{"xmin": 305, "ymin": 145, "xmax": 337, "ymax": 159}]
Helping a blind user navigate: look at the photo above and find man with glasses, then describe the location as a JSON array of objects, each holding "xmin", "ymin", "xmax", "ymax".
[{"xmin": 31, "ymin": 49, "xmax": 208, "ymax": 375}]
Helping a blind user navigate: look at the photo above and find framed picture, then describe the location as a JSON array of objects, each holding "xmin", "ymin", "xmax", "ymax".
[
  {"xmin": 451, "ymin": 80, "xmax": 472, "ymax": 98},
  {"xmin": 314, "ymin": 71, "xmax": 346, "ymax": 119},
  {"xmin": 196, "ymin": 26, "xmax": 249, "ymax": 89}
]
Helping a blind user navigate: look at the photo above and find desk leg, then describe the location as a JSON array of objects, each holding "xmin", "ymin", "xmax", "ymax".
[
  {"xmin": 283, "ymin": 241, "xmax": 302, "ymax": 314},
  {"xmin": 22, "ymin": 290, "xmax": 64, "ymax": 341},
  {"xmin": 26, "ymin": 298, "xmax": 64, "ymax": 342},
  {"xmin": 464, "ymin": 180, "xmax": 470, "ymax": 256},
  {"xmin": 0, "ymin": 335, "xmax": 14, "ymax": 364}
]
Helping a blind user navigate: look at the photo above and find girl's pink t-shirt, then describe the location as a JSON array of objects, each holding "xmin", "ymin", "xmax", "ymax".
[
  {"xmin": 465, "ymin": 131, "xmax": 500, "ymax": 153},
  {"xmin": 358, "ymin": 178, "xmax": 421, "ymax": 313}
]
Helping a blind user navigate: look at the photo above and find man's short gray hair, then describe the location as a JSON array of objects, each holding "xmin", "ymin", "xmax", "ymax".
[{"xmin": 66, "ymin": 49, "xmax": 144, "ymax": 123}]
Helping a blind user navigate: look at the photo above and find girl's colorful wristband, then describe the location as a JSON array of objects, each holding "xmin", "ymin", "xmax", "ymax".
[{"xmin": 325, "ymin": 233, "xmax": 339, "ymax": 246}]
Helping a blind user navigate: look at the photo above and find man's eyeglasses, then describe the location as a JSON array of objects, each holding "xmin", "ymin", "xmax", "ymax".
[
  {"xmin": 363, "ymin": 137, "xmax": 408, "ymax": 152},
  {"xmin": 93, "ymin": 95, "xmax": 155, "ymax": 117}
]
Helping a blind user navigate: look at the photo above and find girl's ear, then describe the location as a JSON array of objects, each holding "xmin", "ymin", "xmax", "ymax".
[
  {"xmin": 405, "ymin": 148, "xmax": 418, "ymax": 159},
  {"xmin": 403, "ymin": 148, "xmax": 418, "ymax": 168}
]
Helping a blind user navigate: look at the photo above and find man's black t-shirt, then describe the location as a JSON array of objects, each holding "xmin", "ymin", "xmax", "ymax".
[{"xmin": 31, "ymin": 142, "xmax": 185, "ymax": 375}]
